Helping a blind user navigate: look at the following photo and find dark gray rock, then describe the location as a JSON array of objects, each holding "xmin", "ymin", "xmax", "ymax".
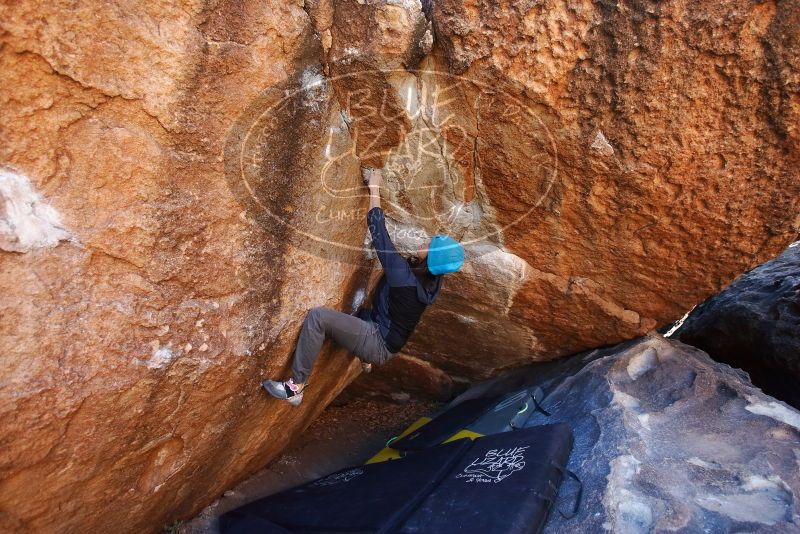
[
  {"xmin": 674, "ymin": 244, "xmax": 800, "ymax": 409},
  {"xmin": 459, "ymin": 335, "xmax": 800, "ymax": 533}
]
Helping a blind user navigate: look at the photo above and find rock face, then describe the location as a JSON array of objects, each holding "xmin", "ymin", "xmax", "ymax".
[
  {"xmin": 463, "ymin": 335, "xmax": 800, "ymax": 532},
  {"xmin": 0, "ymin": 2, "xmax": 369, "ymax": 532},
  {"xmin": 347, "ymin": 353, "xmax": 458, "ymax": 402},
  {"xmin": 0, "ymin": 0, "xmax": 799, "ymax": 533},
  {"xmin": 399, "ymin": 0, "xmax": 800, "ymax": 380},
  {"xmin": 675, "ymin": 244, "xmax": 800, "ymax": 409}
]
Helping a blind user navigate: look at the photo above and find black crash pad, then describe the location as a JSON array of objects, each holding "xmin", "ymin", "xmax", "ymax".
[
  {"xmin": 220, "ymin": 423, "xmax": 576, "ymax": 534},
  {"xmin": 389, "ymin": 396, "xmax": 501, "ymax": 451},
  {"xmin": 218, "ymin": 514, "xmax": 295, "ymax": 534},
  {"xmin": 398, "ymin": 423, "xmax": 575, "ymax": 534},
  {"xmin": 219, "ymin": 439, "xmax": 472, "ymax": 534}
]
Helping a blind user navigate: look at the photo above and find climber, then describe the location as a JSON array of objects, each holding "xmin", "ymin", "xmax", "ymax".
[{"xmin": 262, "ymin": 167, "xmax": 465, "ymax": 406}]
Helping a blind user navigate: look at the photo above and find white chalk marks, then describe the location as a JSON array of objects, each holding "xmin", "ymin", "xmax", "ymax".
[{"xmin": 0, "ymin": 168, "xmax": 72, "ymax": 253}]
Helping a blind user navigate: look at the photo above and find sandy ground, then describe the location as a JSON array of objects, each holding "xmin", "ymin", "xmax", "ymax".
[{"xmin": 175, "ymin": 397, "xmax": 439, "ymax": 533}]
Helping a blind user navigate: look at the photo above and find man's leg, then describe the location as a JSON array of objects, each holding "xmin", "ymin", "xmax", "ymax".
[
  {"xmin": 292, "ymin": 306, "xmax": 379, "ymax": 383},
  {"xmin": 357, "ymin": 322, "xmax": 393, "ymax": 367},
  {"xmin": 264, "ymin": 307, "xmax": 388, "ymax": 405}
]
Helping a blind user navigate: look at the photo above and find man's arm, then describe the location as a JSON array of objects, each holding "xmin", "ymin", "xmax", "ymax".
[
  {"xmin": 368, "ymin": 168, "xmax": 381, "ymax": 210},
  {"xmin": 365, "ymin": 168, "xmax": 416, "ymax": 287}
]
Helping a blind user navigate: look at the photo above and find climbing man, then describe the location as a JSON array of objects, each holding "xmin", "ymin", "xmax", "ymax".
[{"xmin": 262, "ymin": 167, "xmax": 465, "ymax": 406}]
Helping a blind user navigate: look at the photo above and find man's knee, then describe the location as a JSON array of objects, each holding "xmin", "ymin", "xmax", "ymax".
[{"xmin": 306, "ymin": 306, "xmax": 329, "ymax": 326}]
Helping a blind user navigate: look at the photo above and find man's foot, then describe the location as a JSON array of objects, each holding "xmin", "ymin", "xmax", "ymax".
[
  {"xmin": 361, "ymin": 362, "xmax": 373, "ymax": 374},
  {"xmin": 262, "ymin": 378, "xmax": 304, "ymax": 406}
]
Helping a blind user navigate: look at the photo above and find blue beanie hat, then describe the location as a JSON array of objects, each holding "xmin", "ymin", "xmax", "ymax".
[{"xmin": 427, "ymin": 235, "xmax": 464, "ymax": 275}]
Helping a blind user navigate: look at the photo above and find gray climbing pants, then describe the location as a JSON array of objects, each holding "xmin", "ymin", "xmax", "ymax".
[{"xmin": 292, "ymin": 306, "xmax": 393, "ymax": 383}]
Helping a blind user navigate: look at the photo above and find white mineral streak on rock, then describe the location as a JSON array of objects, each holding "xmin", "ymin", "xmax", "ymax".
[
  {"xmin": 464, "ymin": 241, "xmax": 528, "ymax": 313},
  {"xmin": 351, "ymin": 287, "xmax": 366, "ymax": 313},
  {"xmin": 337, "ymin": 47, "xmax": 362, "ymax": 65},
  {"xmin": 0, "ymin": 168, "xmax": 72, "ymax": 253},
  {"xmin": 603, "ymin": 455, "xmax": 654, "ymax": 534},
  {"xmin": 300, "ymin": 67, "xmax": 327, "ymax": 111},
  {"xmin": 745, "ymin": 395, "xmax": 800, "ymax": 430},
  {"xmin": 626, "ymin": 347, "xmax": 658, "ymax": 380},
  {"xmin": 388, "ymin": 73, "xmax": 420, "ymax": 119},
  {"xmin": 695, "ymin": 476, "xmax": 792, "ymax": 526},
  {"xmin": 406, "ymin": 80, "xmax": 419, "ymax": 117},
  {"xmin": 591, "ymin": 130, "xmax": 615, "ymax": 158},
  {"xmin": 301, "ymin": 67, "xmax": 324, "ymax": 90},
  {"xmin": 687, "ymin": 457, "xmax": 715, "ymax": 469},
  {"xmin": 612, "ymin": 389, "xmax": 641, "ymax": 411},
  {"xmin": 742, "ymin": 474, "xmax": 790, "ymax": 493},
  {"xmin": 636, "ymin": 413, "xmax": 650, "ymax": 429},
  {"xmin": 386, "ymin": 0, "xmax": 422, "ymax": 9},
  {"xmin": 147, "ymin": 346, "xmax": 174, "ymax": 370}
]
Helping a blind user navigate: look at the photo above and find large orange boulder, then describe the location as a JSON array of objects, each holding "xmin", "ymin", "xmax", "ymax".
[
  {"xmin": 0, "ymin": 1, "xmax": 369, "ymax": 532},
  {"xmin": 393, "ymin": 0, "xmax": 800, "ymax": 379}
]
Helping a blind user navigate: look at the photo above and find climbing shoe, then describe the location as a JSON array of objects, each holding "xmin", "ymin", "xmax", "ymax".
[
  {"xmin": 262, "ymin": 378, "xmax": 304, "ymax": 406},
  {"xmin": 361, "ymin": 362, "xmax": 373, "ymax": 374}
]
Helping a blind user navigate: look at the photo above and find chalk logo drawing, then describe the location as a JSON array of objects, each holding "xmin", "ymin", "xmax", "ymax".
[
  {"xmin": 311, "ymin": 467, "xmax": 365, "ymax": 487},
  {"xmin": 457, "ymin": 446, "xmax": 529, "ymax": 483},
  {"xmin": 224, "ymin": 64, "xmax": 558, "ymax": 263}
]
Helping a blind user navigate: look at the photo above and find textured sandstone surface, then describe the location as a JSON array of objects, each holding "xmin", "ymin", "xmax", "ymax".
[
  {"xmin": 392, "ymin": 0, "xmax": 800, "ymax": 380},
  {"xmin": 1, "ymin": 1, "xmax": 369, "ymax": 532},
  {"xmin": 676, "ymin": 243, "xmax": 800, "ymax": 409},
  {"xmin": 348, "ymin": 353, "xmax": 457, "ymax": 402},
  {"xmin": 1, "ymin": 0, "xmax": 799, "ymax": 532},
  {"xmin": 464, "ymin": 334, "xmax": 800, "ymax": 532}
]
